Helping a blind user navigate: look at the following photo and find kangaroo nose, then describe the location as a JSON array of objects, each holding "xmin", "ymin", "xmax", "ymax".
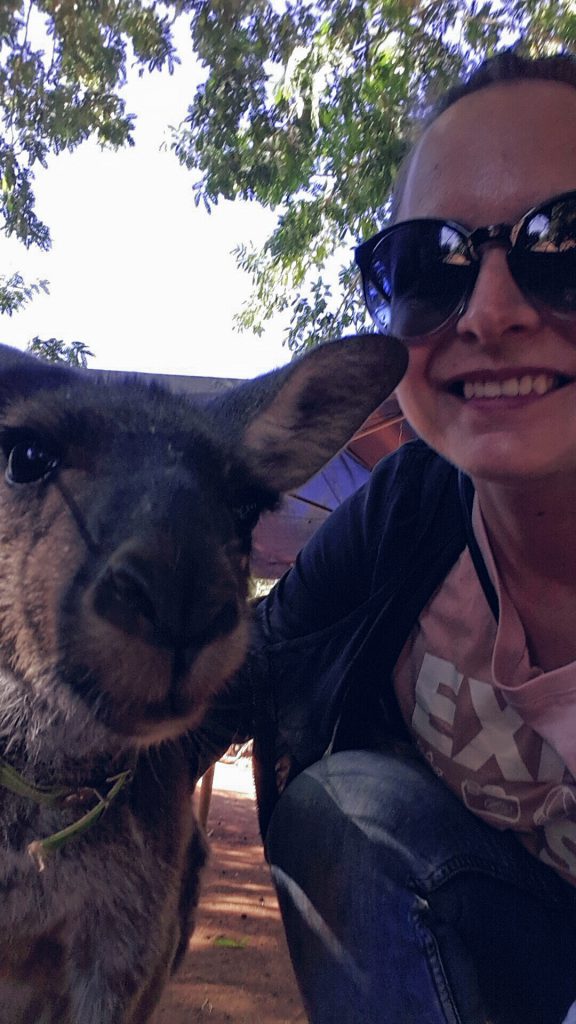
[{"xmin": 93, "ymin": 548, "xmax": 239, "ymax": 650}]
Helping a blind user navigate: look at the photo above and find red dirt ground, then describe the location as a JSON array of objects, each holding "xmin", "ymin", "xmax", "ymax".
[{"xmin": 155, "ymin": 759, "xmax": 307, "ymax": 1024}]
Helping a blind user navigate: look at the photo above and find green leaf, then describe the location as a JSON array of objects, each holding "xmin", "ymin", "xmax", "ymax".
[
  {"xmin": 0, "ymin": 1, "xmax": 193, "ymax": 248},
  {"xmin": 2, "ymin": 2, "xmax": 576, "ymax": 352},
  {"xmin": 26, "ymin": 337, "xmax": 94, "ymax": 367},
  {"xmin": 213, "ymin": 935, "xmax": 248, "ymax": 948},
  {"xmin": 175, "ymin": 0, "xmax": 576, "ymax": 350},
  {"xmin": 0, "ymin": 272, "xmax": 49, "ymax": 315}
]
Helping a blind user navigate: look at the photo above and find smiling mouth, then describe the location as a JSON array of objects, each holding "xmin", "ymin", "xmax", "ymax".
[{"xmin": 448, "ymin": 373, "xmax": 574, "ymax": 400}]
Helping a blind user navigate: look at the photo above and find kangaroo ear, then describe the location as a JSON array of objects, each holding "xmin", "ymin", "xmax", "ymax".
[
  {"xmin": 208, "ymin": 334, "xmax": 407, "ymax": 492},
  {"xmin": 0, "ymin": 344, "xmax": 78, "ymax": 404}
]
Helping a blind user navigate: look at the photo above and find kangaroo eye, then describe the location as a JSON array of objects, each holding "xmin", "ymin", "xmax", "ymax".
[{"xmin": 5, "ymin": 438, "xmax": 59, "ymax": 484}]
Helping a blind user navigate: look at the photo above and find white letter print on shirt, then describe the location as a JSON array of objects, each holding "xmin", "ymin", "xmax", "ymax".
[
  {"xmin": 412, "ymin": 654, "xmax": 567, "ymax": 777},
  {"xmin": 411, "ymin": 653, "xmax": 576, "ymax": 876},
  {"xmin": 413, "ymin": 654, "xmax": 532, "ymax": 779}
]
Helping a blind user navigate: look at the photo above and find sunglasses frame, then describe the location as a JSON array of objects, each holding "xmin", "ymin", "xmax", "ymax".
[{"xmin": 355, "ymin": 189, "xmax": 576, "ymax": 340}]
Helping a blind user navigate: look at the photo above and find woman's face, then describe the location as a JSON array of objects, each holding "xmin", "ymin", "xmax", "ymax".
[{"xmin": 394, "ymin": 80, "xmax": 576, "ymax": 484}]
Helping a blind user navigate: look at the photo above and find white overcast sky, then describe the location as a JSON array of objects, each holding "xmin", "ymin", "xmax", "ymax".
[{"xmin": 0, "ymin": 20, "xmax": 289, "ymax": 381}]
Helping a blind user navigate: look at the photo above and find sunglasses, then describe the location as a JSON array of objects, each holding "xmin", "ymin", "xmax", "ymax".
[{"xmin": 355, "ymin": 190, "xmax": 576, "ymax": 342}]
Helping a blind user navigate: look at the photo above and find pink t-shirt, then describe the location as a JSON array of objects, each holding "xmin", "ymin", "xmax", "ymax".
[{"xmin": 394, "ymin": 498, "xmax": 576, "ymax": 886}]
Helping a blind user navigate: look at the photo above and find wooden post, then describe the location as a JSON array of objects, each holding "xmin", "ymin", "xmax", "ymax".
[{"xmin": 197, "ymin": 764, "xmax": 215, "ymax": 829}]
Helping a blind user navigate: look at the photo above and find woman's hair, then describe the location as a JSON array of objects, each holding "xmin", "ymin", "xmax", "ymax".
[
  {"xmin": 390, "ymin": 49, "xmax": 576, "ymax": 219},
  {"xmin": 432, "ymin": 49, "xmax": 576, "ymax": 120}
]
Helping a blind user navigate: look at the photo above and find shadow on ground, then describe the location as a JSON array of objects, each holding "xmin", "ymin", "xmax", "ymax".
[{"xmin": 155, "ymin": 770, "xmax": 306, "ymax": 1024}]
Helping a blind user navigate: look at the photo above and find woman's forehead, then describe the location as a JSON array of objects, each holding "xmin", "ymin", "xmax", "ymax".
[{"xmin": 396, "ymin": 80, "xmax": 576, "ymax": 226}]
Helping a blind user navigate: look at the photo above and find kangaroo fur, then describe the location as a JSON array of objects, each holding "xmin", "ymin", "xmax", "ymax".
[{"xmin": 0, "ymin": 336, "xmax": 406, "ymax": 1023}]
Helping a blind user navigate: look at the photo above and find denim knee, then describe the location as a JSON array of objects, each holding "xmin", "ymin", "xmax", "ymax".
[
  {"xmin": 266, "ymin": 750, "xmax": 576, "ymax": 1024},
  {"xmin": 266, "ymin": 750, "xmax": 485, "ymax": 1024},
  {"xmin": 270, "ymin": 748, "xmax": 566, "ymax": 894}
]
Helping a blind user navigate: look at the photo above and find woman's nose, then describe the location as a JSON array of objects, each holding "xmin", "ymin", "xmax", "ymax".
[{"xmin": 456, "ymin": 247, "xmax": 541, "ymax": 344}]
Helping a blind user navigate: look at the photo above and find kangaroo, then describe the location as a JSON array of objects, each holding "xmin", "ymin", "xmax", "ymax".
[{"xmin": 0, "ymin": 335, "xmax": 406, "ymax": 1023}]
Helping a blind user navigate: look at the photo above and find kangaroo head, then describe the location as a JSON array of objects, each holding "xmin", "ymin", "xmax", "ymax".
[{"xmin": 0, "ymin": 336, "xmax": 406, "ymax": 748}]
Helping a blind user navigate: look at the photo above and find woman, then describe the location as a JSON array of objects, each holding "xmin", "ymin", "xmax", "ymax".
[{"xmin": 199, "ymin": 50, "xmax": 576, "ymax": 1024}]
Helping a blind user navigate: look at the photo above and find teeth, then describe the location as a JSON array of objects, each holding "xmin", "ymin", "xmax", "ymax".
[
  {"xmin": 462, "ymin": 374, "xmax": 556, "ymax": 400},
  {"xmin": 501, "ymin": 378, "xmax": 519, "ymax": 396},
  {"xmin": 533, "ymin": 374, "xmax": 552, "ymax": 395}
]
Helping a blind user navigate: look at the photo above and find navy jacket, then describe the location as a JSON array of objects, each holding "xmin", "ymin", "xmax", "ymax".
[{"xmin": 194, "ymin": 440, "xmax": 471, "ymax": 834}]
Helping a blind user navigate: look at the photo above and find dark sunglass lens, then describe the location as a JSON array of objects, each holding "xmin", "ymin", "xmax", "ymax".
[
  {"xmin": 515, "ymin": 197, "xmax": 576, "ymax": 314},
  {"xmin": 363, "ymin": 274, "xmax": 391, "ymax": 332},
  {"xmin": 367, "ymin": 221, "xmax": 471, "ymax": 337}
]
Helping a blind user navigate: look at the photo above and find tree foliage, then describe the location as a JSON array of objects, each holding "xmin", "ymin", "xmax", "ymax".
[
  {"xmin": 2, "ymin": 2, "xmax": 576, "ymax": 353},
  {"xmin": 173, "ymin": 0, "xmax": 576, "ymax": 351},
  {"xmin": 0, "ymin": 0, "xmax": 193, "ymax": 251},
  {"xmin": 26, "ymin": 336, "xmax": 93, "ymax": 366},
  {"xmin": 0, "ymin": 271, "xmax": 48, "ymax": 314}
]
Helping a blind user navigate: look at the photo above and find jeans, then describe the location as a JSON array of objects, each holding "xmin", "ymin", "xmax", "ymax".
[{"xmin": 266, "ymin": 750, "xmax": 576, "ymax": 1024}]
